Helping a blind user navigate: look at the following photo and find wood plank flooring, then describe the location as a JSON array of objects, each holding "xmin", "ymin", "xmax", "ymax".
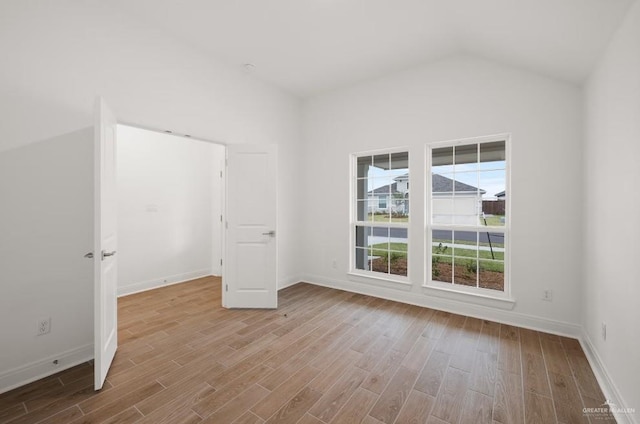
[{"xmin": 0, "ymin": 277, "xmax": 615, "ymax": 424}]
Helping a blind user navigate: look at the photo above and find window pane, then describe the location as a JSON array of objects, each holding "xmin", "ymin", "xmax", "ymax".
[
  {"xmin": 432, "ymin": 258, "xmax": 452, "ymax": 282},
  {"xmin": 479, "ymin": 259, "xmax": 504, "ymax": 291},
  {"xmin": 432, "ymin": 230, "xmax": 452, "ymax": 283},
  {"xmin": 355, "ymin": 226, "xmax": 372, "ymax": 248},
  {"xmin": 389, "ymin": 151, "xmax": 409, "ymax": 179},
  {"xmin": 480, "ymin": 141, "xmax": 505, "ymax": 167},
  {"xmin": 356, "ymin": 200, "xmax": 369, "ymax": 222},
  {"xmin": 432, "ymin": 194, "xmax": 454, "ymax": 224},
  {"xmin": 432, "ymin": 172, "xmax": 455, "ymax": 194},
  {"xmin": 356, "ymin": 178, "xmax": 373, "ymax": 200},
  {"xmin": 452, "ymin": 171, "xmax": 479, "ymax": 194},
  {"xmin": 390, "ymin": 152, "xmax": 409, "ymax": 169},
  {"xmin": 432, "ymin": 146, "xmax": 454, "ymax": 174},
  {"xmin": 389, "ymin": 253, "xmax": 408, "ymax": 276},
  {"xmin": 355, "ymin": 247, "xmax": 371, "ymax": 271},
  {"xmin": 478, "ymin": 231, "xmax": 504, "ymax": 261},
  {"xmin": 432, "ymin": 229, "xmax": 452, "ymax": 247},
  {"xmin": 451, "ymin": 172, "xmax": 481, "ymax": 225},
  {"xmin": 390, "ymin": 195, "xmax": 409, "ymax": 222},
  {"xmin": 389, "ymin": 227, "xmax": 408, "ymax": 254},
  {"xmin": 453, "ymin": 231, "xmax": 478, "ymax": 287},
  {"xmin": 389, "ymin": 227, "xmax": 408, "ymax": 276},
  {"xmin": 370, "ymin": 226, "xmax": 390, "ymax": 274},
  {"xmin": 454, "ymin": 256, "xmax": 478, "ymax": 287},
  {"xmin": 479, "ymin": 170, "xmax": 506, "ymax": 226},
  {"xmin": 432, "ymin": 172, "xmax": 455, "ymax": 224},
  {"xmin": 454, "ymin": 144, "xmax": 478, "ymax": 171},
  {"xmin": 373, "ymin": 154, "xmax": 390, "ymax": 171},
  {"xmin": 453, "ymin": 231, "xmax": 478, "ymax": 258},
  {"xmin": 357, "ymin": 155, "xmax": 372, "ymax": 178}
]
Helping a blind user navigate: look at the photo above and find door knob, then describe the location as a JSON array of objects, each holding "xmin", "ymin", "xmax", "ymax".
[
  {"xmin": 101, "ymin": 250, "xmax": 117, "ymax": 260},
  {"xmin": 84, "ymin": 252, "xmax": 94, "ymax": 259},
  {"xmin": 262, "ymin": 230, "xmax": 276, "ymax": 237}
]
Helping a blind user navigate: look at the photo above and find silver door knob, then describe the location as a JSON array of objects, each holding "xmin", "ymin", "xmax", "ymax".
[
  {"xmin": 101, "ymin": 250, "xmax": 117, "ymax": 260},
  {"xmin": 262, "ymin": 230, "xmax": 276, "ymax": 237}
]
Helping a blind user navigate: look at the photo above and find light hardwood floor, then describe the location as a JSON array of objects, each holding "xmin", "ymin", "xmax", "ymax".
[{"xmin": 0, "ymin": 277, "xmax": 615, "ymax": 424}]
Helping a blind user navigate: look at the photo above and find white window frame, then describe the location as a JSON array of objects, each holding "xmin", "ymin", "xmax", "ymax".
[
  {"xmin": 425, "ymin": 134, "xmax": 511, "ymax": 298},
  {"xmin": 349, "ymin": 147, "xmax": 411, "ymax": 284}
]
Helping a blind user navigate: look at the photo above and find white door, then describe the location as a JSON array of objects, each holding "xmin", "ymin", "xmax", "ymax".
[
  {"xmin": 94, "ymin": 97, "xmax": 118, "ymax": 390},
  {"xmin": 224, "ymin": 144, "xmax": 277, "ymax": 308}
]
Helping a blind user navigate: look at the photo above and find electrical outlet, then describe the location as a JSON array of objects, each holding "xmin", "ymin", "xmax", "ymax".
[
  {"xmin": 37, "ymin": 317, "xmax": 51, "ymax": 336},
  {"xmin": 542, "ymin": 289, "xmax": 553, "ymax": 302},
  {"xmin": 601, "ymin": 323, "xmax": 607, "ymax": 341}
]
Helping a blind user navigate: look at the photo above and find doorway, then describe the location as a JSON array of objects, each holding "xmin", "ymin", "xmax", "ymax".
[{"xmin": 115, "ymin": 125, "xmax": 225, "ymax": 296}]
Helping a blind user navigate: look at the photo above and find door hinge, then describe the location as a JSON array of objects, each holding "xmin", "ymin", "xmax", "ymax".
[
  {"xmin": 225, "ymin": 284, "xmax": 228, "ymax": 292},
  {"xmin": 220, "ymin": 170, "xmax": 222, "ymax": 178},
  {"xmin": 220, "ymin": 214, "xmax": 222, "ymax": 222},
  {"xmin": 220, "ymin": 258, "xmax": 222, "ymax": 266}
]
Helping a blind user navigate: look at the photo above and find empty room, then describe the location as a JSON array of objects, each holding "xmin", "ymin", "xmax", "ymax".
[{"xmin": 0, "ymin": 1, "xmax": 638, "ymax": 424}]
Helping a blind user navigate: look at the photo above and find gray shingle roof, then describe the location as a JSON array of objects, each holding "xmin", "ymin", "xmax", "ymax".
[
  {"xmin": 431, "ymin": 173, "xmax": 485, "ymax": 194},
  {"xmin": 495, "ymin": 190, "xmax": 505, "ymax": 197},
  {"xmin": 368, "ymin": 174, "xmax": 484, "ymax": 195},
  {"xmin": 369, "ymin": 182, "xmax": 401, "ymax": 195}
]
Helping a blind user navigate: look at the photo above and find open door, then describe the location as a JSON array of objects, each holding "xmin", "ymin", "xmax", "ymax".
[
  {"xmin": 93, "ymin": 98, "xmax": 118, "ymax": 390},
  {"xmin": 224, "ymin": 144, "xmax": 277, "ymax": 308}
]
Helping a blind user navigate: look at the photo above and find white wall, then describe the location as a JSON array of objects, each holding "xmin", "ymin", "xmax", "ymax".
[
  {"xmin": 302, "ymin": 55, "xmax": 584, "ymax": 332},
  {"xmin": 0, "ymin": 1, "xmax": 301, "ymax": 285},
  {"xmin": 0, "ymin": 129, "xmax": 94, "ymax": 391},
  {"xmin": 117, "ymin": 126, "xmax": 224, "ymax": 296},
  {"xmin": 584, "ymin": 1, "xmax": 640, "ymax": 418},
  {"xmin": 0, "ymin": 1, "xmax": 301, "ymax": 391}
]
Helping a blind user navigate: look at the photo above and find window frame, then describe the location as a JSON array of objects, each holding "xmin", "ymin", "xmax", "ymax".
[
  {"xmin": 349, "ymin": 147, "xmax": 411, "ymax": 283},
  {"xmin": 425, "ymin": 134, "xmax": 511, "ymax": 298}
]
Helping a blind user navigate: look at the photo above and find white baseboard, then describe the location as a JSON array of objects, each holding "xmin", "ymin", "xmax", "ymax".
[
  {"xmin": 278, "ymin": 275, "xmax": 302, "ymax": 290},
  {"xmin": 300, "ymin": 274, "xmax": 582, "ymax": 338},
  {"xmin": 118, "ymin": 269, "xmax": 213, "ymax": 297},
  {"xmin": 0, "ymin": 344, "xmax": 93, "ymax": 395},
  {"xmin": 580, "ymin": 331, "xmax": 638, "ymax": 424}
]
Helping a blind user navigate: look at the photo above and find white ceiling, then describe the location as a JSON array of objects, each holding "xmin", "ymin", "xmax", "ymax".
[{"xmin": 114, "ymin": 0, "xmax": 635, "ymax": 97}]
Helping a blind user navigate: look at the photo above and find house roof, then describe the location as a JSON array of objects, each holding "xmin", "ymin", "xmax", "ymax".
[
  {"xmin": 431, "ymin": 174, "xmax": 485, "ymax": 194},
  {"xmin": 369, "ymin": 174, "xmax": 485, "ymax": 195},
  {"xmin": 495, "ymin": 190, "xmax": 506, "ymax": 198},
  {"xmin": 369, "ymin": 182, "xmax": 402, "ymax": 195}
]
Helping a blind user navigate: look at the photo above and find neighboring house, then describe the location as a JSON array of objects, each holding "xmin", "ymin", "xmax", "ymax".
[
  {"xmin": 495, "ymin": 190, "xmax": 506, "ymax": 199},
  {"xmin": 431, "ymin": 174, "xmax": 485, "ymax": 225},
  {"xmin": 367, "ymin": 173, "xmax": 485, "ymax": 224},
  {"xmin": 367, "ymin": 174, "xmax": 409, "ymax": 214}
]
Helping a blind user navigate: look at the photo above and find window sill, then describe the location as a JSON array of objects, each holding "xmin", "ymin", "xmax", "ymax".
[
  {"xmin": 422, "ymin": 281, "xmax": 516, "ymax": 310},
  {"xmin": 348, "ymin": 271, "xmax": 412, "ymax": 291}
]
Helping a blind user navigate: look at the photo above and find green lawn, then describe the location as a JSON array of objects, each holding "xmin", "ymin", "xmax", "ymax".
[
  {"xmin": 368, "ymin": 213, "xmax": 409, "ymax": 223},
  {"xmin": 432, "ymin": 242, "xmax": 504, "ymax": 261},
  {"xmin": 370, "ymin": 241, "xmax": 502, "ymax": 260},
  {"xmin": 481, "ymin": 215, "xmax": 506, "ymax": 226},
  {"xmin": 432, "ymin": 238, "xmax": 504, "ymax": 250},
  {"xmin": 370, "ymin": 242, "xmax": 407, "ymax": 258}
]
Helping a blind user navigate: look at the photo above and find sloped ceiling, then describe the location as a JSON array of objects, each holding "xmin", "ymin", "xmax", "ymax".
[{"xmin": 80, "ymin": 0, "xmax": 640, "ymax": 96}]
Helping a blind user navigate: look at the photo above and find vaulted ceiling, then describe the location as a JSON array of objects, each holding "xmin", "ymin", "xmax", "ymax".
[{"xmin": 77, "ymin": 0, "xmax": 640, "ymax": 96}]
